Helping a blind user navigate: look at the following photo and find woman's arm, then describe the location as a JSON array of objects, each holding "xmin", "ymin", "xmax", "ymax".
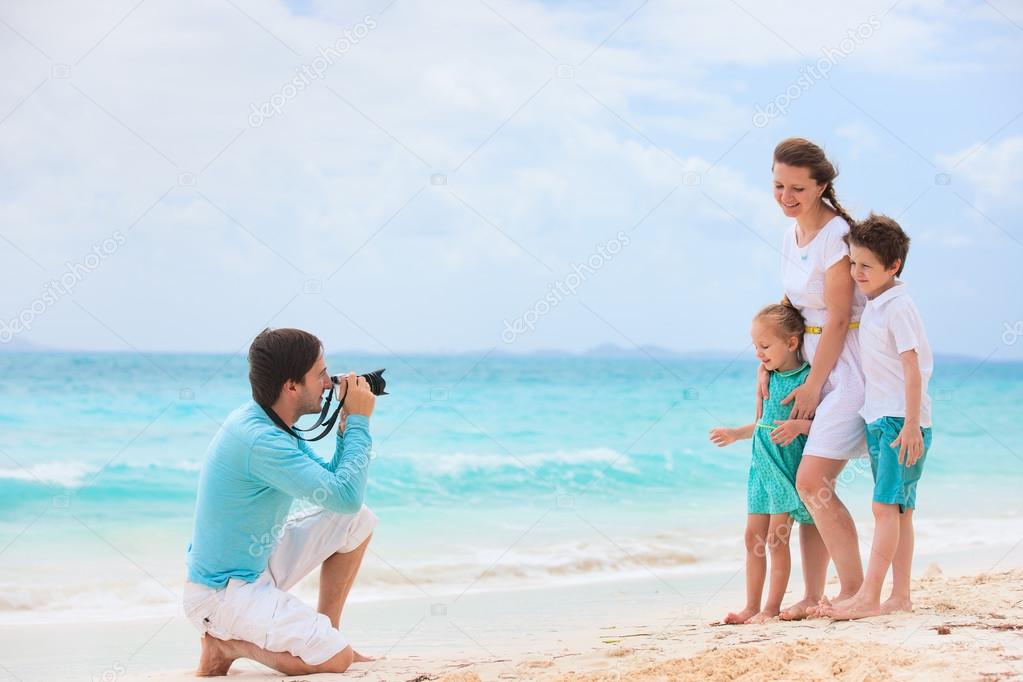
[{"xmin": 783, "ymin": 257, "xmax": 855, "ymax": 419}]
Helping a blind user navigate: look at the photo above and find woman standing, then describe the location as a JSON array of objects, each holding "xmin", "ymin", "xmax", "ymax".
[{"xmin": 764, "ymin": 138, "xmax": 867, "ymax": 619}]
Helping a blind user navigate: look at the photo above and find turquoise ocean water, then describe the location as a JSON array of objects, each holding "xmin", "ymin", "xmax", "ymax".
[{"xmin": 1, "ymin": 352, "xmax": 1021, "ymax": 623}]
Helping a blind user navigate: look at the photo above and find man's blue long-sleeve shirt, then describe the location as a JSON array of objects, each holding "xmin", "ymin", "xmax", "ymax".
[{"xmin": 186, "ymin": 400, "xmax": 372, "ymax": 588}]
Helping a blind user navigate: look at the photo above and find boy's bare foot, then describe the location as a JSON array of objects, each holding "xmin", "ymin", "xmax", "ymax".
[
  {"xmin": 722, "ymin": 606, "xmax": 759, "ymax": 624},
  {"xmin": 824, "ymin": 595, "xmax": 881, "ymax": 621},
  {"xmin": 746, "ymin": 608, "xmax": 780, "ymax": 624},
  {"xmin": 196, "ymin": 634, "xmax": 238, "ymax": 677},
  {"xmin": 779, "ymin": 597, "xmax": 818, "ymax": 621},
  {"xmin": 879, "ymin": 596, "xmax": 913, "ymax": 615}
]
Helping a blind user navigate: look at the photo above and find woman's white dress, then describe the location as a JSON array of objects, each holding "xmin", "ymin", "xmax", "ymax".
[{"xmin": 781, "ymin": 215, "xmax": 867, "ymax": 460}]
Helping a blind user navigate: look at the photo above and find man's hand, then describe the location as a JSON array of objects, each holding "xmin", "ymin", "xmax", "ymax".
[
  {"xmin": 892, "ymin": 421, "xmax": 924, "ymax": 466},
  {"xmin": 341, "ymin": 372, "xmax": 376, "ymax": 418}
]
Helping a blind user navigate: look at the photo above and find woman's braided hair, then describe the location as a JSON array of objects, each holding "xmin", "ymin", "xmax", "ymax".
[{"xmin": 773, "ymin": 137, "xmax": 854, "ymax": 228}]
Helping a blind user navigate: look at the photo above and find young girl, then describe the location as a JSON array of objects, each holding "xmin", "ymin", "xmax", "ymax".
[{"xmin": 709, "ymin": 303, "xmax": 814, "ymax": 624}]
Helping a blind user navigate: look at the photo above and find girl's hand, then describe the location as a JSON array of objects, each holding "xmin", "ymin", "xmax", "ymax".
[
  {"xmin": 892, "ymin": 422, "xmax": 924, "ymax": 466},
  {"xmin": 770, "ymin": 419, "xmax": 807, "ymax": 446},
  {"xmin": 709, "ymin": 427, "xmax": 738, "ymax": 447},
  {"xmin": 755, "ymin": 364, "xmax": 770, "ymax": 420},
  {"xmin": 781, "ymin": 382, "xmax": 822, "ymax": 420}
]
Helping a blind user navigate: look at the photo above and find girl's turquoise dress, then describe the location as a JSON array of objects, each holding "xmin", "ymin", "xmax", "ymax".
[{"xmin": 748, "ymin": 362, "xmax": 813, "ymax": 525}]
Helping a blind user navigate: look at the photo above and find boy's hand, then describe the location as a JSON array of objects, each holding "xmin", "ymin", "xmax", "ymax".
[
  {"xmin": 709, "ymin": 427, "xmax": 738, "ymax": 447},
  {"xmin": 892, "ymin": 423, "xmax": 924, "ymax": 466},
  {"xmin": 770, "ymin": 419, "xmax": 809, "ymax": 446}
]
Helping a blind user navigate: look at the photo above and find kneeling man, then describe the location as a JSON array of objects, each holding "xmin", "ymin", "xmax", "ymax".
[{"xmin": 184, "ymin": 328, "xmax": 377, "ymax": 676}]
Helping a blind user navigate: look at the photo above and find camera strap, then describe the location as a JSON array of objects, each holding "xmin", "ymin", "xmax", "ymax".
[{"xmin": 259, "ymin": 390, "xmax": 343, "ymax": 442}]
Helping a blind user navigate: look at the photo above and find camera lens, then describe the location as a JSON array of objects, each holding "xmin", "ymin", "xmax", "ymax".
[{"xmin": 329, "ymin": 369, "xmax": 387, "ymax": 404}]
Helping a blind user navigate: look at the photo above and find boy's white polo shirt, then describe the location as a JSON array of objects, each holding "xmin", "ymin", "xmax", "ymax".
[{"xmin": 859, "ymin": 280, "xmax": 933, "ymax": 427}]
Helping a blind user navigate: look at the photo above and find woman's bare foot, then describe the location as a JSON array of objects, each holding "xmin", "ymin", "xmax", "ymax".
[
  {"xmin": 779, "ymin": 597, "xmax": 818, "ymax": 621},
  {"xmin": 824, "ymin": 595, "xmax": 881, "ymax": 621},
  {"xmin": 746, "ymin": 608, "xmax": 780, "ymax": 624},
  {"xmin": 196, "ymin": 634, "xmax": 238, "ymax": 677},
  {"xmin": 353, "ymin": 650, "xmax": 375, "ymax": 663},
  {"xmin": 722, "ymin": 606, "xmax": 759, "ymax": 624},
  {"xmin": 879, "ymin": 595, "xmax": 913, "ymax": 615}
]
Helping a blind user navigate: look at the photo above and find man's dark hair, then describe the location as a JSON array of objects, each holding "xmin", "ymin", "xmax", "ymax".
[
  {"xmin": 844, "ymin": 212, "xmax": 911, "ymax": 276},
  {"xmin": 248, "ymin": 328, "xmax": 323, "ymax": 407}
]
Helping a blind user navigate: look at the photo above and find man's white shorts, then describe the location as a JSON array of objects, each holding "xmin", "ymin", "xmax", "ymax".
[{"xmin": 182, "ymin": 505, "xmax": 377, "ymax": 665}]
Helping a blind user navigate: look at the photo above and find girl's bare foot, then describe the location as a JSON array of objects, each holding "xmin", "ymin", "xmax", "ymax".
[
  {"xmin": 723, "ymin": 606, "xmax": 759, "ymax": 624},
  {"xmin": 824, "ymin": 595, "xmax": 881, "ymax": 621},
  {"xmin": 196, "ymin": 634, "xmax": 238, "ymax": 677},
  {"xmin": 746, "ymin": 608, "xmax": 780, "ymax": 624},
  {"xmin": 353, "ymin": 650, "xmax": 375, "ymax": 662},
  {"xmin": 807, "ymin": 592, "xmax": 855, "ymax": 618},
  {"xmin": 879, "ymin": 596, "xmax": 913, "ymax": 615},
  {"xmin": 779, "ymin": 597, "xmax": 818, "ymax": 621}
]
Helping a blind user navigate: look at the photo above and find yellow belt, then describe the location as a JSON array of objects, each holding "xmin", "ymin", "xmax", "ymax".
[{"xmin": 805, "ymin": 322, "xmax": 859, "ymax": 334}]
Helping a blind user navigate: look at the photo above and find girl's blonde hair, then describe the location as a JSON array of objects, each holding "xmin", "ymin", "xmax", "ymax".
[{"xmin": 754, "ymin": 302, "xmax": 805, "ymax": 355}]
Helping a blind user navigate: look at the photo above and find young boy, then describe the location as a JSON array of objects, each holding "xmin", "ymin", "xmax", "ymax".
[{"xmin": 826, "ymin": 213, "xmax": 934, "ymax": 620}]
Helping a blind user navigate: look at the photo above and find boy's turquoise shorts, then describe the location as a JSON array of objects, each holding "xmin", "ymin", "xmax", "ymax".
[{"xmin": 866, "ymin": 416, "xmax": 932, "ymax": 513}]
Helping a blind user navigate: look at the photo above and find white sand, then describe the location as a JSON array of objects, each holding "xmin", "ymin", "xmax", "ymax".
[{"xmin": 3, "ymin": 546, "xmax": 1021, "ymax": 681}]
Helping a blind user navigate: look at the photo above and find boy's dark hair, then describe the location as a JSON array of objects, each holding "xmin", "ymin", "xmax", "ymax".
[
  {"xmin": 248, "ymin": 328, "xmax": 322, "ymax": 407},
  {"xmin": 845, "ymin": 212, "xmax": 911, "ymax": 276}
]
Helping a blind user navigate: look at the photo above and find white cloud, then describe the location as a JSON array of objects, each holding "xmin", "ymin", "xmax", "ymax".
[
  {"xmin": 0, "ymin": 0, "xmax": 1019, "ymax": 355},
  {"xmin": 938, "ymin": 135, "xmax": 1023, "ymax": 206}
]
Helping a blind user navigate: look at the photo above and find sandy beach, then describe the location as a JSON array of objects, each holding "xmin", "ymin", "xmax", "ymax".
[
  {"xmin": 4, "ymin": 544, "xmax": 1018, "ymax": 682},
  {"xmin": 157, "ymin": 566, "xmax": 1023, "ymax": 681}
]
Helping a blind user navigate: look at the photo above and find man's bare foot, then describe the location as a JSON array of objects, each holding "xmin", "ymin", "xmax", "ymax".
[
  {"xmin": 879, "ymin": 595, "xmax": 913, "ymax": 615},
  {"xmin": 779, "ymin": 597, "xmax": 818, "ymax": 621},
  {"xmin": 353, "ymin": 650, "xmax": 375, "ymax": 663},
  {"xmin": 746, "ymin": 608, "xmax": 780, "ymax": 624},
  {"xmin": 722, "ymin": 606, "xmax": 759, "ymax": 624},
  {"xmin": 824, "ymin": 595, "xmax": 881, "ymax": 621},
  {"xmin": 196, "ymin": 634, "xmax": 237, "ymax": 677}
]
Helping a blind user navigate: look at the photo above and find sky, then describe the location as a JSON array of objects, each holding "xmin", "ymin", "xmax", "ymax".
[{"xmin": 1, "ymin": 0, "xmax": 1021, "ymax": 359}]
